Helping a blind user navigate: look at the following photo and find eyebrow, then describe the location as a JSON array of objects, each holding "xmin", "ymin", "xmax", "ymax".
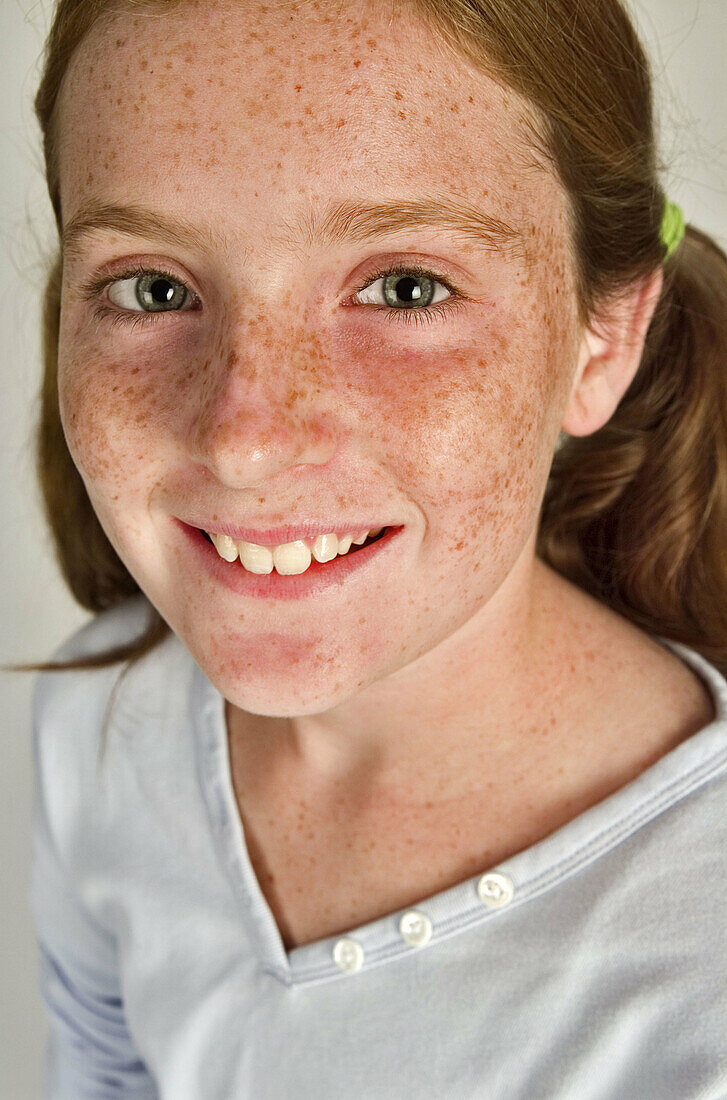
[{"xmin": 62, "ymin": 197, "xmax": 527, "ymax": 262}]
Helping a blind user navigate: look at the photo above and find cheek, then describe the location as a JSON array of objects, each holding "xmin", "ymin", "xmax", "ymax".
[
  {"xmin": 57, "ymin": 330, "xmax": 177, "ymax": 488},
  {"xmin": 341, "ymin": 303, "xmax": 566, "ymax": 532}
]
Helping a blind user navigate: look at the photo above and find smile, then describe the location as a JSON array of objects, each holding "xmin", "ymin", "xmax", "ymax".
[
  {"xmin": 177, "ymin": 520, "xmax": 405, "ymax": 601},
  {"xmin": 203, "ymin": 527, "xmax": 387, "ymax": 575}
]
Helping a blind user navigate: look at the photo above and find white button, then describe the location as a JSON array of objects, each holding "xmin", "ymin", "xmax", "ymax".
[
  {"xmin": 399, "ymin": 910, "xmax": 433, "ymax": 947},
  {"xmin": 333, "ymin": 937, "xmax": 364, "ymax": 973},
  {"xmin": 477, "ymin": 871, "xmax": 514, "ymax": 909}
]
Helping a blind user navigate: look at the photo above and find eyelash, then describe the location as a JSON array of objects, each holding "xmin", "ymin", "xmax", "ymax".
[{"xmin": 78, "ymin": 262, "xmax": 466, "ymax": 331}]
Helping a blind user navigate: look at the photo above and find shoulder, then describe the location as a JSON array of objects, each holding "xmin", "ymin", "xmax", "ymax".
[
  {"xmin": 30, "ymin": 594, "xmax": 158, "ymax": 765},
  {"xmin": 42, "ymin": 592, "xmax": 152, "ymax": 667},
  {"xmin": 30, "ymin": 595, "xmax": 178, "ymax": 857}
]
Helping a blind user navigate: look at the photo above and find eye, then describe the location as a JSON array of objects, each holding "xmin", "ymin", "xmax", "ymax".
[
  {"xmin": 108, "ymin": 270, "xmax": 191, "ymax": 313},
  {"xmin": 351, "ymin": 264, "xmax": 463, "ymax": 327},
  {"xmin": 78, "ymin": 265, "xmax": 198, "ymax": 330},
  {"xmin": 79, "ymin": 261, "xmax": 466, "ymax": 332}
]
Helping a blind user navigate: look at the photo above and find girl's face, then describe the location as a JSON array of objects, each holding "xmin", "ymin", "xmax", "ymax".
[{"xmin": 56, "ymin": 0, "xmax": 582, "ymax": 725}]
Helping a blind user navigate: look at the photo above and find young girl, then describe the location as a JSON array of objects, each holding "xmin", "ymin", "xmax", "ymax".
[{"xmin": 16, "ymin": 0, "xmax": 727, "ymax": 1095}]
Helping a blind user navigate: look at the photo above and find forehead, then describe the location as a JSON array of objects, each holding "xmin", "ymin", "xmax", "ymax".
[{"xmin": 56, "ymin": 0, "xmax": 559, "ymax": 248}]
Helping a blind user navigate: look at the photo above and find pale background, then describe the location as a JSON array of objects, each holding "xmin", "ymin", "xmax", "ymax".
[{"xmin": 1, "ymin": 0, "xmax": 725, "ymax": 1094}]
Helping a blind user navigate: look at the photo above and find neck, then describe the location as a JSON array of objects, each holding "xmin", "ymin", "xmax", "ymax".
[{"xmin": 225, "ymin": 554, "xmax": 563, "ymax": 808}]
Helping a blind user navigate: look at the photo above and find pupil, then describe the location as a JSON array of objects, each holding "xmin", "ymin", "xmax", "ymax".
[
  {"xmin": 151, "ymin": 278, "xmax": 175, "ymax": 304},
  {"xmin": 396, "ymin": 276, "xmax": 420, "ymax": 304}
]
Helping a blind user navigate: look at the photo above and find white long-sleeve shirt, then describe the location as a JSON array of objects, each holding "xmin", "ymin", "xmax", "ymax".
[{"xmin": 28, "ymin": 593, "xmax": 727, "ymax": 1098}]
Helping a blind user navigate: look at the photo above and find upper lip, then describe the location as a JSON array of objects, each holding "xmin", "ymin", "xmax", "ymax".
[{"xmin": 177, "ymin": 517, "xmax": 397, "ymax": 548}]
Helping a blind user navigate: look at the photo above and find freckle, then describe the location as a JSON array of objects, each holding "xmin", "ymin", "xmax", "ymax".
[
  {"xmin": 353, "ymin": 59, "xmax": 361, "ymax": 68},
  {"xmin": 140, "ymin": 57, "xmax": 148, "ymax": 70}
]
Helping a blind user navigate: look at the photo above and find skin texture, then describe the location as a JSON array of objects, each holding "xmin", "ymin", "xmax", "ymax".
[{"xmin": 55, "ymin": 0, "xmax": 697, "ymax": 852}]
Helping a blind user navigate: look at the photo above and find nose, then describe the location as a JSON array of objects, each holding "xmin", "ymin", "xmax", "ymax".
[{"xmin": 188, "ymin": 323, "xmax": 339, "ymax": 489}]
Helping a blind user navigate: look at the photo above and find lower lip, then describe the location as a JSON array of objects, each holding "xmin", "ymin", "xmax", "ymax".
[{"xmin": 175, "ymin": 521, "xmax": 405, "ymax": 599}]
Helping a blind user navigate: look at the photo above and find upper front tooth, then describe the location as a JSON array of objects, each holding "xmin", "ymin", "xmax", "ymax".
[
  {"xmin": 272, "ymin": 540, "xmax": 312, "ymax": 575},
  {"xmin": 239, "ymin": 542, "xmax": 274, "ymax": 574}
]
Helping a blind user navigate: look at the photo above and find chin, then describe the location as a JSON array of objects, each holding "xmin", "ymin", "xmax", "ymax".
[{"xmin": 166, "ymin": 618, "xmax": 371, "ymax": 718}]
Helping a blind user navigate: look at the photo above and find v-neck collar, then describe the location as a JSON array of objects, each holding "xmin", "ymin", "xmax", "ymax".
[{"xmin": 192, "ymin": 634, "xmax": 727, "ymax": 988}]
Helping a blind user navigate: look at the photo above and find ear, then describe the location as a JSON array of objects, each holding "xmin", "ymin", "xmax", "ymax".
[{"xmin": 561, "ymin": 266, "xmax": 664, "ymax": 438}]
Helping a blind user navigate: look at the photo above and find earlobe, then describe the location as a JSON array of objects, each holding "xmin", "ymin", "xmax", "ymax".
[
  {"xmin": 561, "ymin": 331, "xmax": 617, "ymax": 438},
  {"xmin": 560, "ymin": 266, "xmax": 664, "ymax": 440}
]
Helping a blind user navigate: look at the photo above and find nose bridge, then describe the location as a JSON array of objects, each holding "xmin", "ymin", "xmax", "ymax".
[{"xmin": 190, "ymin": 308, "xmax": 337, "ymax": 487}]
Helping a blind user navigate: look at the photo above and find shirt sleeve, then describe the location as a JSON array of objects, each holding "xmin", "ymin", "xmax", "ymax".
[{"xmin": 28, "ymin": 672, "xmax": 158, "ymax": 1099}]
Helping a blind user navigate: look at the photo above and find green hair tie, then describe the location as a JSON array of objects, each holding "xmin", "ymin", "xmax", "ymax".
[{"xmin": 661, "ymin": 198, "xmax": 685, "ymax": 259}]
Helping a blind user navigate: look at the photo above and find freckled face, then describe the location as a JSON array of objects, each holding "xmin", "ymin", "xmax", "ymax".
[{"xmin": 56, "ymin": 0, "xmax": 580, "ymax": 716}]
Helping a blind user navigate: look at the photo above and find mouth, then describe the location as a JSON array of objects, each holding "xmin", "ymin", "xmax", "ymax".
[
  {"xmin": 199, "ymin": 525, "xmax": 389, "ymax": 556},
  {"xmin": 178, "ymin": 521, "xmax": 405, "ymax": 600}
]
